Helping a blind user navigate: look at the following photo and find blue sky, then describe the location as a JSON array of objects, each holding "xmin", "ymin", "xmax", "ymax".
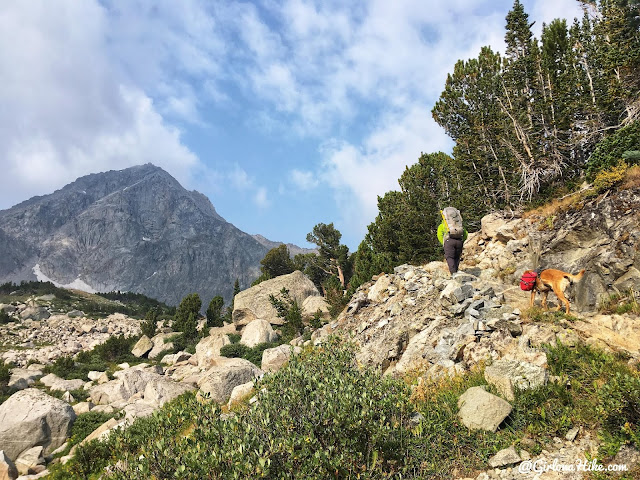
[{"xmin": 0, "ymin": 0, "xmax": 585, "ymax": 251}]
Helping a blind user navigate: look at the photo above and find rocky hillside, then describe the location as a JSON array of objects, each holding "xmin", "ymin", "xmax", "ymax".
[
  {"xmin": 315, "ymin": 186, "xmax": 640, "ymax": 377},
  {"xmin": 0, "ymin": 164, "xmax": 271, "ymax": 305},
  {"xmin": 0, "ymin": 187, "xmax": 638, "ymax": 479}
]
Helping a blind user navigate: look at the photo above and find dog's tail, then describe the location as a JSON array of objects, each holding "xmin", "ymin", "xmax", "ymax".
[{"xmin": 566, "ymin": 269, "xmax": 585, "ymax": 283}]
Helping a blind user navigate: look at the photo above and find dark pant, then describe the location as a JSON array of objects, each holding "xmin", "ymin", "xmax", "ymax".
[{"xmin": 444, "ymin": 237, "xmax": 463, "ymax": 274}]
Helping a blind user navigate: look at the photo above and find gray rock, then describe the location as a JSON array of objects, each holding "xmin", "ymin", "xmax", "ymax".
[
  {"xmin": 451, "ymin": 284, "xmax": 474, "ymax": 303},
  {"xmin": 565, "ymin": 426, "xmax": 580, "ymax": 442},
  {"xmin": 484, "ymin": 359, "xmax": 548, "ymax": 401},
  {"xmin": 457, "ymin": 386, "xmax": 512, "ymax": 432},
  {"xmin": 227, "ymin": 382, "xmax": 255, "ymax": 409},
  {"xmin": 143, "ymin": 379, "xmax": 195, "ymax": 406},
  {"xmin": 14, "ymin": 446, "xmax": 44, "ymax": 476},
  {"xmin": 0, "ymin": 389, "xmax": 76, "ymax": 461},
  {"xmin": 240, "ymin": 320, "xmax": 278, "ymax": 348},
  {"xmin": 131, "ymin": 335, "xmax": 153, "ymax": 358},
  {"xmin": 195, "ymin": 334, "xmax": 231, "ymax": 368},
  {"xmin": 7, "ymin": 369, "xmax": 42, "ymax": 390},
  {"xmin": 261, "ymin": 345, "xmax": 300, "ymax": 373},
  {"xmin": 197, "ymin": 358, "xmax": 263, "ymax": 404},
  {"xmin": 40, "ymin": 374, "xmax": 84, "ymax": 392},
  {"xmin": 301, "ymin": 296, "xmax": 329, "ymax": 317},
  {"xmin": 89, "ymin": 369, "xmax": 162, "ymax": 405},
  {"xmin": 19, "ymin": 307, "xmax": 50, "ymax": 322},
  {"xmin": 67, "ymin": 310, "xmax": 84, "ymax": 318},
  {"xmin": 148, "ymin": 333, "xmax": 177, "ymax": 359},
  {"xmin": 233, "ymin": 271, "xmax": 320, "ymax": 326},
  {"xmin": 488, "ymin": 446, "xmax": 521, "ymax": 468}
]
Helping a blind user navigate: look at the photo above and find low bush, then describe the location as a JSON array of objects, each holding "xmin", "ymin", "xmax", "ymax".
[
  {"xmin": 591, "ymin": 161, "xmax": 628, "ymax": 194},
  {"xmin": 219, "ymin": 341, "xmax": 279, "ymax": 366},
  {"xmin": 598, "ymin": 288, "xmax": 640, "ymax": 315},
  {"xmin": 0, "ymin": 361, "xmax": 17, "ymax": 405},
  {"xmin": 0, "ymin": 309, "xmax": 12, "ymax": 324},
  {"xmin": 586, "ymin": 121, "xmax": 640, "ymax": 179},
  {"xmin": 68, "ymin": 411, "xmax": 115, "ymax": 447},
  {"xmin": 47, "ymin": 340, "xmax": 640, "ymax": 479}
]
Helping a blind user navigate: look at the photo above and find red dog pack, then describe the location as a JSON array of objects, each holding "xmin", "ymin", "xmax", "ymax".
[{"xmin": 520, "ymin": 270, "xmax": 538, "ymax": 291}]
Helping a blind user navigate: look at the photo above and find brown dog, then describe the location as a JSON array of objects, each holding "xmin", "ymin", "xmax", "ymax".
[{"xmin": 530, "ymin": 268, "xmax": 585, "ymax": 315}]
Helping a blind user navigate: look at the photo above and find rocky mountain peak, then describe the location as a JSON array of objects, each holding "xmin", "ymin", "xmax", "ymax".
[{"xmin": 0, "ymin": 164, "xmax": 268, "ymax": 305}]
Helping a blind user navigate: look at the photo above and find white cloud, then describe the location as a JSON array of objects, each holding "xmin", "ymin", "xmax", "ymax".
[
  {"xmin": 0, "ymin": 0, "xmax": 219, "ymax": 210},
  {"xmin": 322, "ymin": 106, "xmax": 453, "ymax": 235},
  {"xmin": 254, "ymin": 187, "xmax": 270, "ymax": 208},
  {"xmin": 289, "ymin": 169, "xmax": 319, "ymax": 190}
]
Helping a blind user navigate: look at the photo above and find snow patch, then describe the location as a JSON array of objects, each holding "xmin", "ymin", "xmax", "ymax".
[
  {"xmin": 142, "ymin": 237, "xmax": 150, "ymax": 241},
  {"xmin": 145, "ymin": 272, "xmax": 157, "ymax": 281},
  {"xmin": 33, "ymin": 263, "xmax": 97, "ymax": 294}
]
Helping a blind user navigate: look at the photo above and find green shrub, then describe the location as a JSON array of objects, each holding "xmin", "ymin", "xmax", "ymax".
[
  {"xmin": 219, "ymin": 341, "xmax": 279, "ymax": 366},
  {"xmin": 205, "ymin": 296, "xmax": 224, "ymax": 328},
  {"xmin": 219, "ymin": 342, "xmax": 249, "ymax": 359},
  {"xmin": 0, "ymin": 309, "xmax": 12, "ymax": 324},
  {"xmin": 269, "ymin": 287, "xmax": 303, "ymax": 340},
  {"xmin": 85, "ymin": 339, "xmax": 423, "ymax": 479},
  {"xmin": 68, "ymin": 411, "xmax": 115, "ymax": 446},
  {"xmin": 597, "ymin": 372, "xmax": 640, "ymax": 448},
  {"xmin": 0, "ymin": 361, "xmax": 9, "ymax": 384},
  {"xmin": 227, "ymin": 333, "xmax": 241, "ymax": 344},
  {"xmin": 592, "ymin": 161, "xmax": 628, "ymax": 194},
  {"xmin": 140, "ymin": 307, "xmax": 158, "ymax": 339},
  {"xmin": 44, "ymin": 356, "xmax": 80, "ymax": 379},
  {"xmin": 586, "ymin": 121, "xmax": 640, "ymax": 179}
]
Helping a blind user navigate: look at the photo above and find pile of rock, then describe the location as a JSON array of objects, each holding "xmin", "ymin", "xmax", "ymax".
[
  {"xmin": 313, "ymin": 262, "xmax": 562, "ymax": 381},
  {"xmin": 1, "ymin": 311, "xmax": 141, "ymax": 366}
]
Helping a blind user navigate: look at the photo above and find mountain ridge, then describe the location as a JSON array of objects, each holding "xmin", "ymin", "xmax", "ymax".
[{"xmin": 0, "ymin": 164, "xmax": 306, "ymax": 305}]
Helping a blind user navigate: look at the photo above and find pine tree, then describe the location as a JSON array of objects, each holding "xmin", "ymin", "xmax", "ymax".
[{"xmin": 206, "ymin": 296, "xmax": 224, "ymax": 328}]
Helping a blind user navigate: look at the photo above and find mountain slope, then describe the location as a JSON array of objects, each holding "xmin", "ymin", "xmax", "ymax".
[{"xmin": 0, "ymin": 164, "xmax": 268, "ymax": 305}]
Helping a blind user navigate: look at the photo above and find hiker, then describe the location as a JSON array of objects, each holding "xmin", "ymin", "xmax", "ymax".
[{"xmin": 437, "ymin": 207, "xmax": 468, "ymax": 274}]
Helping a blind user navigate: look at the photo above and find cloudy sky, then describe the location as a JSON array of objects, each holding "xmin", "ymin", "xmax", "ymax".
[{"xmin": 0, "ymin": 0, "xmax": 584, "ymax": 250}]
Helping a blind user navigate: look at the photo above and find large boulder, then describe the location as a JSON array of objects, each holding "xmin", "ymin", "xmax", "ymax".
[
  {"xmin": 232, "ymin": 271, "xmax": 321, "ymax": 326},
  {"xmin": 89, "ymin": 369, "xmax": 162, "ymax": 405},
  {"xmin": 195, "ymin": 334, "xmax": 231, "ymax": 367},
  {"xmin": 240, "ymin": 320, "xmax": 278, "ymax": 348},
  {"xmin": 197, "ymin": 358, "xmax": 263, "ymax": 404},
  {"xmin": 143, "ymin": 379, "xmax": 195, "ymax": 406},
  {"xmin": 0, "ymin": 389, "xmax": 76, "ymax": 461},
  {"xmin": 484, "ymin": 359, "xmax": 548, "ymax": 401},
  {"xmin": 148, "ymin": 333, "xmax": 177, "ymax": 359},
  {"xmin": 40, "ymin": 374, "xmax": 84, "ymax": 392},
  {"xmin": 301, "ymin": 296, "xmax": 330, "ymax": 317},
  {"xmin": 131, "ymin": 335, "xmax": 153, "ymax": 358},
  {"xmin": 457, "ymin": 386, "xmax": 512, "ymax": 432},
  {"xmin": 261, "ymin": 345, "xmax": 300, "ymax": 372},
  {"xmin": 19, "ymin": 307, "xmax": 50, "ymax": 322}
]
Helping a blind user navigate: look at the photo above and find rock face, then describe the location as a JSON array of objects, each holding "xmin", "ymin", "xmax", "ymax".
[
  {"xmin": 464, "ymin": 187, "xmax": 640, "ymax": 312},
  {"xmin": 0, "ymin": 389, "xmax": 76, "ymax": 461},
  {"xmin": 0, "ymin": 164, "xmax": 269, "ymax": 305},
  {"xmin": 233, "ymin": 271, "xmax": 322, "ymax": 326}
]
